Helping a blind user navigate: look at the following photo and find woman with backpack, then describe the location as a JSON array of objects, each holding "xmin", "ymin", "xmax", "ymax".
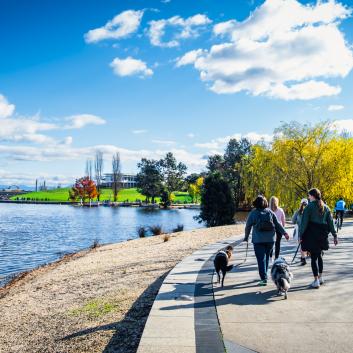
[
  {"xmin": 244, "ymin": 195, "xmax": 289, "ymax": 286},
  {"xmin": 292, "ymin": 198, "xmax": 308, "ymax": 265},
  {"xmin": 269, "ymin": 196, "xmax": 286, "ymax": 259},
  {"xmin": 300, "ymin": 188, "xmax": 338, "ymax": 288}
]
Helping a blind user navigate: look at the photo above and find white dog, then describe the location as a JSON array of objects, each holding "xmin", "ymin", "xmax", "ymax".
[{"xmin": 271, "ymin": 257, "xmax": 293, "ymax": 299}]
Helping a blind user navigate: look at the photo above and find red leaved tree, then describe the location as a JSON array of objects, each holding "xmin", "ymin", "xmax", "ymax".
[{"xmin": 69, "ymin": 177, "xmax": 98, "ymax": 205}]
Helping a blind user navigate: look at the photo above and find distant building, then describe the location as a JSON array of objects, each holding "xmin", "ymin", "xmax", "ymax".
[{"xmin": 100, "ymin": 173, "xmax": 137, "ymax": 189}]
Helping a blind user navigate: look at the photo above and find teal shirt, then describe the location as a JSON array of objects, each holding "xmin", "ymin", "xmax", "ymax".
[{"xmin": 299, "ymin": 201, "xmax": 337, "ymax": 237}]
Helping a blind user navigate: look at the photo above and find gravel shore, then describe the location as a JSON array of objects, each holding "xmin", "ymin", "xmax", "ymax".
[{"xmin": 0, "ymin": 224, "xmax": 244, "ymax": 353}]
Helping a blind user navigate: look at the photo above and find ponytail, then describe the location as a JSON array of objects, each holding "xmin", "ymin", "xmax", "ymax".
[{"xmin": 308, "ymin": 188, "xmax": 325, "ymax": 215}]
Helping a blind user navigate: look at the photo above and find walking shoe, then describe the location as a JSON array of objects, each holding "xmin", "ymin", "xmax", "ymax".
[
  {"xmin": 319, "ymin": 276, "xmax": 324, "ymax": 285},
  {"xmin": 300, "ymin": 257, "xmax": 307, "ymax": 266},
  {"xmin": 258, "ymin": 280, "xmax": 267, "ymax": 286},
  {"xmin": 310, "ymin": 279, "xmax": 320, "ymax": 289}
]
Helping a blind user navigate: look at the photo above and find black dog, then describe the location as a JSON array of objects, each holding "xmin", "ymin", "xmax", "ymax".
[{"xmin": 214, "ymin": 245, "xmax": 234, "ymax": 287}]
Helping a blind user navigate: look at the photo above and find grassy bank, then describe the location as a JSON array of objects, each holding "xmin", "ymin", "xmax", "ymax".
[{"xmin": 11, "ymin": 188, "xmax": 193, "ymax": 203}]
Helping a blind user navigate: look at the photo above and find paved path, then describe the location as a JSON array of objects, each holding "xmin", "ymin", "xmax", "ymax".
[
  {"xmin": 137, "ymin": 221, "xmax": 353, "ymax": 353},
  {"xmin": 216, "ymin": 221, "xmax": 353, "ymax": 353}
]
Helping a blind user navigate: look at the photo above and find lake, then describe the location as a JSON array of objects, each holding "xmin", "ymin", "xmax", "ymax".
[{"xmin": 0, "ymin": 204, "xmax": 204, "ymax": 285}]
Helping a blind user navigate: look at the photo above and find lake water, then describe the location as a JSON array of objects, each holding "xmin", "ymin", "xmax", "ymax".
[{"xmin": 0, "ymin": 204, "xmax": 204, "ymax": 285}]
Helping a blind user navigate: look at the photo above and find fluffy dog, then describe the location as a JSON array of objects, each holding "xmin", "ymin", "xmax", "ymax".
[
  {"xmin": 214, "ymin": 245, "xmax": 234, "ymax": 287},
  {"xmin": 271, "ymin": 257, "xmax": 293, "ymax": 299}
]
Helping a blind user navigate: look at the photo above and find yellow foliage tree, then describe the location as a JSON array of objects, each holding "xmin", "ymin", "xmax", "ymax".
[{"xmin": 243, "ymin": 121, "xmax": 353, "ymax": 212}]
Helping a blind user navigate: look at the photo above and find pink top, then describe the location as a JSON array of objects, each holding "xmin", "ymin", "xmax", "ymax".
[{"xmin": 273, "ymin": 207, "xmax": 286, "ymax": 226}]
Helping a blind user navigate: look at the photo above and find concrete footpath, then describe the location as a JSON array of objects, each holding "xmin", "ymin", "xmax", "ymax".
[
  {"xmin": 137, "ymin": 221, "xmax": 353, "ymax": 353},
  {"xmin": 216, "ymin": 221, "xmax": 353, "ymax": 353}
]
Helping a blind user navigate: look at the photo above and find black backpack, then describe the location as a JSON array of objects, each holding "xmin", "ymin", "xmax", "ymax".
[{"xmin": 256, "ymin": 210, "xmax": 275, "ymax": 232}]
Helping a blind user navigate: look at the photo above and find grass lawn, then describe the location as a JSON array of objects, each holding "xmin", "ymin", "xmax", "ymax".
[{"xmin": 11, "ymin": 188, "xmax": 193, "ymax": 203}]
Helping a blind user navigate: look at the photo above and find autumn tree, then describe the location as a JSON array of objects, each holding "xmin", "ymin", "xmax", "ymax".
[
  {"xmin": 243, "ymin": 121, "xmax": 353, "ymax": 211},
  {"xmin": 69, "ymin": 177, "xmax": 98, "ymax": 205}
]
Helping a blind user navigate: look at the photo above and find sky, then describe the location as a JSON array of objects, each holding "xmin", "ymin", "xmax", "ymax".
[{"xmin": 1, "ymin": 0, "xmax": 353, "ymax": 187}]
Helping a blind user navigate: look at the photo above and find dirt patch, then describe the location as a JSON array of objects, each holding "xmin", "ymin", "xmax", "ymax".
[{"xmin": 0, "ymin": 224, "xmax": 244, "ymax": 353}]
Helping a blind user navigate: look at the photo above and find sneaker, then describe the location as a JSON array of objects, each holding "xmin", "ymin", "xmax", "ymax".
[
  {"xmin": 310, "ymin": 279, "xmax": 320, "ymax": 289},
  {"xmin": 300, "ymin": 257, "xmax": 307, "ymax": 266},
  {"xmin": 258, "ymin": 280, "xmax": 267, "ymax": 286},
  {"xmin": 319, "ymin": 276, "xmax": 324, "ymax": 285}
]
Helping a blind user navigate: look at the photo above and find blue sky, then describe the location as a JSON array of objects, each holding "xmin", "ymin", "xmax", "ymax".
[{"xmin": 1, "ymin": 0, "xmax": 353, "ymax": 186}]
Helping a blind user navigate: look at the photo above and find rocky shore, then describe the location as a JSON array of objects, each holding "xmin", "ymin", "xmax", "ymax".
[{"xmin": 0, "ymin": 224, "xmax": 244, "ymax": 353}]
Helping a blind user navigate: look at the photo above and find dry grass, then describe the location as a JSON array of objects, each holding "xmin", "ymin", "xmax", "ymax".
[{"xmin": 0, "ymin": 224, "xmax": 244, "ymax": 353}]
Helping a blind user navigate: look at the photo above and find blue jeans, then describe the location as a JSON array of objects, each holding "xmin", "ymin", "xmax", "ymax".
[{"xmin": 253, "ymin": 242, "xmax": 274, "ymax": 280}]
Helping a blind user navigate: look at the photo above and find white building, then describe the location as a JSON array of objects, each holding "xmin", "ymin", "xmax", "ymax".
[{"xmin": 100, "ymin": 173, "xmax": 137, "ymax": 189}]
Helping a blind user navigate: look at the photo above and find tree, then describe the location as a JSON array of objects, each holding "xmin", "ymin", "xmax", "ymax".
[
  {"xmin": 207, "ymin": 154, "xmax": 224, "ymax": 173},
  {"xmin": 188, "ymin": 176, "xmax": 204, "ymax": 203},
  {"xmin": 159, "ymin": 152, "xmax": 187, "ymax": 194},
  {"xmin": 198, "ymin": 172, "xmax": 236, "ymax": 227},
  {"xmin": 94, "ymin": 150, "xmax": 104, "ymax": 201},
  {"xmin": 69, "ymin": 177, "xmax": 98, "ymax": 205},
  {"xmin": 112, "ymin": 152, "xmax": 122, "ymax": 202},
  {"xmin": 85, "ymin": 159, "xmax": 93, "ymax": 179},
  {"xmin": 243, "ymin": 121, "xmax": 353, "ymax": 211},
  {"xmin": 136, "ymin": 158, "xmax": 163, "ymax": 203},
  {"xmin": 223, "ymin": 138, "xmax": 252, "ymax": 208}
]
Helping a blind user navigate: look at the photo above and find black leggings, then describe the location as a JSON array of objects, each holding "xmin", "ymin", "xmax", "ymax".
[
  {"xmin": 311, "ymin": 252, "xmax": 323, "ymax": 277},
  {"xmin": 270, "ymin": 233, "xmax": 282, "ymax": 259}
]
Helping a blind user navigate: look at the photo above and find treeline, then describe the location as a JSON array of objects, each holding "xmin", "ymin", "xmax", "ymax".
[{"xmin": 199, "ymin": 121, "xmax": 353, "ymax": 227}]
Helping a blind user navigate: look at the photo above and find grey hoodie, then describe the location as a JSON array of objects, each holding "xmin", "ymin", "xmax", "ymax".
[{"xmin": 244, "ymin": 208, "xmax": 286, "ymax": 243}]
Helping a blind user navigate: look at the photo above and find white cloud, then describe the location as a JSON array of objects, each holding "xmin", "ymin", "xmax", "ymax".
[
  {"xmin": 84, "ymin": 10, "xmax": 144, "ymax": 43},
  {"xmin": 195, "ymin": 132, "xmax": 273, "ymax": 151},
  {"xmin": 152, "ymin": 139, "xmax": 176, "ymax": 145},
  {"xmin": 331, "ymin": 119, "xmax": 353, "ymax": 134},
  {"xmin": 132, "ymin": 129, "xmax": 148, "ymax": 134},
  {"xmin": 0, "ymin": 94, "xmax": 15, "ymax": 118},
  {"xmin": 176, "ymin": 49, "xmax": 206, "ymax": 67},
  {"xmin": 148, "ymin": 14, "xmax": 212, "ymax": 48},
  {"xmin": 328, "ymin": 104, "xmax": 345, "ymax": 111},
  {"xmin": 187, "ymin": 133, "xmax": 195, "ymax": 138},
  {"xmin": 110, "ymin": 57, "xmax": 153, "ymax": 77},
  {"xmin": 178, "ymin": 0, "xmax": 353, "ymax": 100},
  {"xmin": 64, "ymin": 114, "xmax": 106, "ymax": 129}
]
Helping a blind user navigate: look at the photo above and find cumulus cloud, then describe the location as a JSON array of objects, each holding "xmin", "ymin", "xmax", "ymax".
[
  {"xmin": 176, "ymin": 49, "xmax": 206, "ymax": 67},
  {"xmin": 195, "ymin": 132, "xmax": 273, "ymax": 151},
  {"xmin": 331, "ymin": 119, "xmax": 353, "ymax": 134},
  {"xmin": 148, "ymin": 14, "xmax": 211, "ymax": 48},
  {"xmin": 110, "ymin": 57, "xmax": 153, "ymax": 77},
  {"xmin": 178, "ymin": 0, "xmax": 353, "ymax": 100},
  {"xmin": 328, "ymin": 104, "xmax": 345, "ymax": 111},
  {"xmin": 64, "ymin": 114, "xmax": 106, "ymax": 129},
  {"xmin": 0, "ymin": 94, "xmax": 15, "ymax": 118},
  {"xmin": 84, "ymin": 10, "xmax": 144, "ymax": 43}
]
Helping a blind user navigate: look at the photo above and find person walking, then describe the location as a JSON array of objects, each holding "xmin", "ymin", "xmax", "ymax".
[
  {"xmin": 269, "ymin": 196, "xmax": 286, "ymax": 259},
  {"xmin": 244, "ymin": 195, "xmax": 289, "ymax": 286},
  {"xmin": 300, "ymin": 188, "xmax": 338, "ymax": 289},
  {"xmin": 292, "ymin": 198, "xmax": 308, "ymax": 265}
]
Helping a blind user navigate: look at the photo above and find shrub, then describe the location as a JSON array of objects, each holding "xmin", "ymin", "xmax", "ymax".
[
  {"xmin": 163, "ymin": 234, "xmax": 171, "ymax": 242},
  {"xmin": 150, "ymin": 225, "xmax": 163, "ymax": 235},
  {"xmin": 137, "ymin": 226, "xmax": 147, "ymax": 238},
  {"xmin": 172, "ymin": 224, "xmax": 184, "ymax": 233},
  {"xmin": 91, "ymin": 239, "xmax": 99, "ymax": 249}
]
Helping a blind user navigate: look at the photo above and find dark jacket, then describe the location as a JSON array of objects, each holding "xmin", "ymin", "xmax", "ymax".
[
  {"xmin": 245, "ymin": 208, "xmax": 286, "ymax": 243},
  {"xmin": 300, "ymin": 201, "xmax": 337, "ymax": 252}
]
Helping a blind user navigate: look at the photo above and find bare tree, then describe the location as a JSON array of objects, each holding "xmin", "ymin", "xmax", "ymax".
[
  {"xmin": 94, "ymin": 150, "xmax": 104, "ymax": 201},
  {"xmin": 85, "ymin": 159, "xmax": 93, "ymax": 179},
  {"xmin": 112, "ymin": 152, "xmax": 122, "ymax": 202}
]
